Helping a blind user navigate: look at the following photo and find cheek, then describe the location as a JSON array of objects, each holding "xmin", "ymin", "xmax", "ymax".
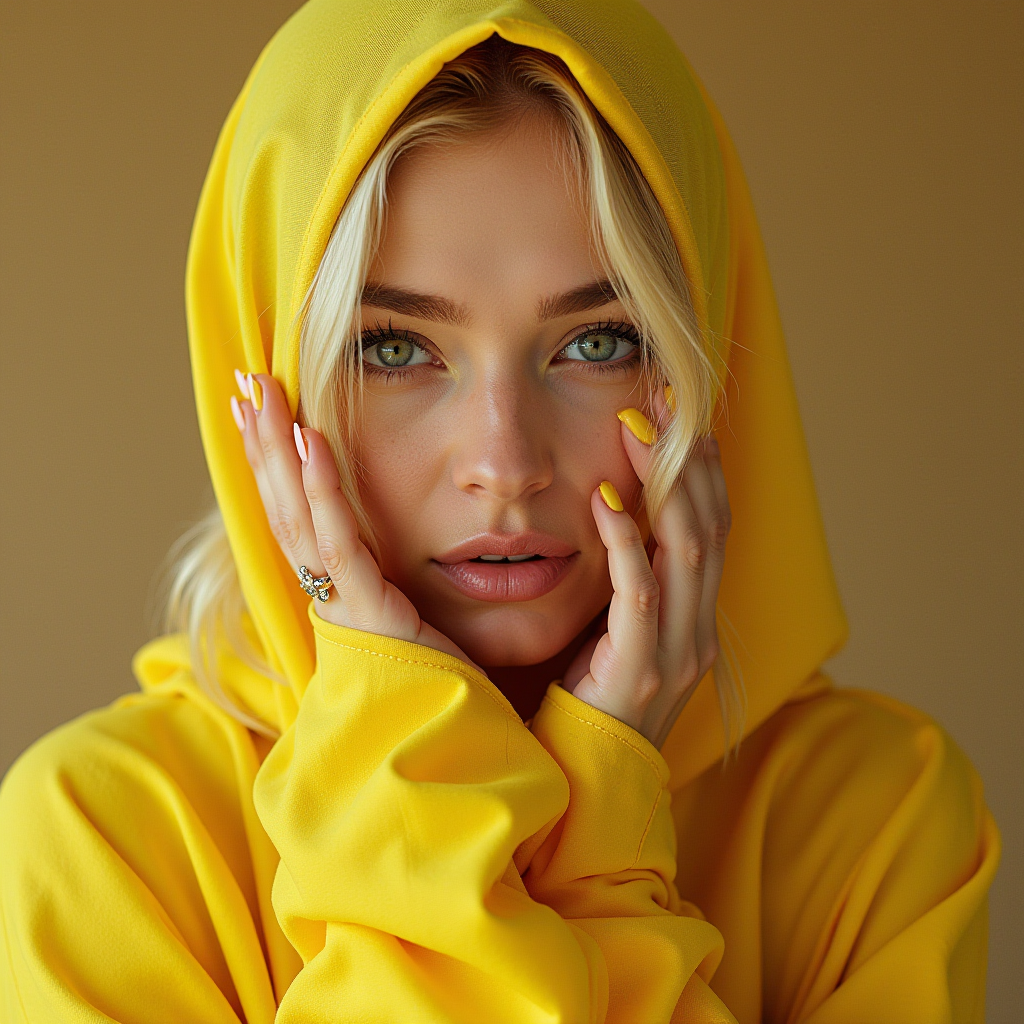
[
  {"xmin": 547, "ymin": 390, "xmax": 642, "ymax": 506},
  {"xmin": 356, "ymin": 398, "xmax": 449, "ymax": 571}
]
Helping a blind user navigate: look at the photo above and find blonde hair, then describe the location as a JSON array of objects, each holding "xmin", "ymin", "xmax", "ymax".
[{"xmin": 162, "ymin": 37, "xmax": 745, "ymax": 747}]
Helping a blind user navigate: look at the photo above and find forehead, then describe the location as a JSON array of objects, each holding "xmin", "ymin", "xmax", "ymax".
[{"xmin": 372, "ymin": 116, "xmax": 603, "ymax": 302}]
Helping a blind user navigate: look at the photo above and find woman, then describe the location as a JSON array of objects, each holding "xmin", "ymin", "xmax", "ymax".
[{"xmin": 0, "ymin": 1, "xmax": 999, "ymax": 1021}]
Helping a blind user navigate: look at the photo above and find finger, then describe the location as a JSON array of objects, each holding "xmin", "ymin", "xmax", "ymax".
[
  {"xmin": 617, "ymin": 408, "xmax": 657, "ymax": 484},
  {"xmin": 617, "ymin": 408, "xmax": 705, "ymax": 669},
  {"xmin": 562, "ymin": 630, "xmax": 602, "ymax": 694},
  {"xmin": 617, "ymin": 409, "xmax": 655, "ymax": 543},
  {"xmin": 705, "ymin": 434, "xmax": 730, "ymax": 511},
  {"xmin": 588, "ymin": 483, "xmax": 661, "ymax": 712},
  {"xmin": 562, "ymin": 612, "xmax": 608, "ymax": 693},
  {"xmin": 651, "ymin": 383, "xmax": 673, "ymax": 431},
  {"xmin": 299, "ymin": 428, "xmax": 392, "ymax": 629},
  {"xmin": 249, "ymin": 373, "xmax": 323, "ymax": 576},
  {"xmin": 686, "ymin": 437, "xmax": 730, "ymax": 673},
  {"xmin": 647, "ymin": 474, "xmax": 706, "ymax": 672},
  {"xmin": 233, "ymin": 386, "xmax": 283, "ymax": 554}
]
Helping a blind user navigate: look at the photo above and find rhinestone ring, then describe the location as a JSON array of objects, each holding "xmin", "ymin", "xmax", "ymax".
[{"xmin": 298, "ymin": 565, "xmax": 334, "ymax": 602}]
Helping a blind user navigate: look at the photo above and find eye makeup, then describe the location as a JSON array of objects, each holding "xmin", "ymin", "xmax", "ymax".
[
  {"xmin": 359, "ymin": 318, "xmax": 643, "ymax": 385},
  {"xmin": 359, "ymin": 321, "xmax": 444, "ymax": 381},
  {"xmin": 554, "ymin": 320, "xmax": 642, "ymax": 369}
]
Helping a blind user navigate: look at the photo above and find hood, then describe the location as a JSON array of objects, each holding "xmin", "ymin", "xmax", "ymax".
[{"xmin": 149, "ymin": 0, "xmax": 846, "ymax": 785}]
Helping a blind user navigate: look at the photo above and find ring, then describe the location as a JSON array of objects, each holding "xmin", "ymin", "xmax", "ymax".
[{"xmin": 298, "ymin": 565, "xmax": 334, "ymax": 602}]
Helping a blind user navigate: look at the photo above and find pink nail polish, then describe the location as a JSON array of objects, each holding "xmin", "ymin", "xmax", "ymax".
[
  {"xmin": 234, "ymin": 368, "xmax": 249, "ymax": 398},
  {"xmin": 230, "ymin": 395, "xmax": 245, "ymax": 432},
  {"xmin": 293, "ymin": 422, "xmax": 308, "ymax": 463}
]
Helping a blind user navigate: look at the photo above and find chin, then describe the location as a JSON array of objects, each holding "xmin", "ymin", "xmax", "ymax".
[{"xmin": 427, "ymin": 603, "xmax": 588, "ymax": 668}]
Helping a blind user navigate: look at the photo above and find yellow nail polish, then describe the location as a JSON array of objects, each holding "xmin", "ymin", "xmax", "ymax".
[
  {"xmin": 599, "ymin": 481, "xmax": 624, "ymax": 512},
  {"xmin": 248, "ymin": 374, "xmax": 263, "ymax": 412},
  {"xmin": 663, "ymin": 384, "xmax": 676, "ymax": 412},
  {"xmin": 616, "ymin": 407, "xmax": 657, "ymax": 445}
]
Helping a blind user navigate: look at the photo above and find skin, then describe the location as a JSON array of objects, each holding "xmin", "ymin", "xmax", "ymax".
[{"xmin": 233, "ymin": 110, "xmax": 730, "ymax": 748}]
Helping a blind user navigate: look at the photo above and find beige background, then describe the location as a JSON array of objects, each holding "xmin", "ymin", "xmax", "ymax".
[{"xmin": 2, "ymin": 1, "xmax": 1021, "ymax": 1017}]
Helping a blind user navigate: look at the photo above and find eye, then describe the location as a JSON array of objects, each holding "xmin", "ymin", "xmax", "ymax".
[
  {"xmin": 361, "ymin": 330, "xmax": 434, "ymax": 368},
  {"xmin": 559, "ymin": 324, "xmax": 640, "ymax": 364}
]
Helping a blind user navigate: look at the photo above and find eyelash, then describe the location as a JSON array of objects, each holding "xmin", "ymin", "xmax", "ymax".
[
  {"xmin": 555, "ymin": 320, "xmax": 643, "ymax": 373},
  {"xmin": 358, "ymin": 318, "xmax": 643, "ymax": 382},
  {"xmin": 359, "ymin": 320, "xmax": 440, "ymax": 382}
]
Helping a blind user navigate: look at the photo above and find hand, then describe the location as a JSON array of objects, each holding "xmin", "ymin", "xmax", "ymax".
[
  {"xmin": 563, "ymin": 405, "xmax": 731, "ymax": 749},
  {"xmin": 231, "ymin": 372, "xmax": 475, "ymax": 667}
]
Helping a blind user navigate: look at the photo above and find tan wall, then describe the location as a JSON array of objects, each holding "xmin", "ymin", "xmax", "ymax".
[{"xmin": 2, "ymin": 1, "xmax": 1020, "ymax": 1016}]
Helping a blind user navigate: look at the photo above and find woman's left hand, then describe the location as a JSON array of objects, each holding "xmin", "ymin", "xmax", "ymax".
[{"xmin": 563, "ymin": 407, "xmax": 731, "ymax": 750}]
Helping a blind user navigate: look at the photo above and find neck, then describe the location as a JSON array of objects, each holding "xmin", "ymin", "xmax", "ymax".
[{"xmin": 485, "ymin": 614, "xmax": 602, "ymax": 722}]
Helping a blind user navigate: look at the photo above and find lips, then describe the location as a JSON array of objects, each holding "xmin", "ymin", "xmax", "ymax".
[{"xmin": 433, "ymin": 532, "xmax": 579, "ymax": 603}]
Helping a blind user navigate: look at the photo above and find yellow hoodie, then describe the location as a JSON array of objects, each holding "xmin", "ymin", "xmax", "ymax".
[{"xmin": 0, "ymin": 2, "xmax": 999, "ymax": 1022}]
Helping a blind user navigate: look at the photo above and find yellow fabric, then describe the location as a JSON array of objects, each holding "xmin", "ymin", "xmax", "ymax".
[
  {"xmin": 0, "ymin": 1, "xmax": 999, "ymax": 1022},
  {"xmin": 0, "ymin": 638, "xmax": 998, "ymax": 1022}
]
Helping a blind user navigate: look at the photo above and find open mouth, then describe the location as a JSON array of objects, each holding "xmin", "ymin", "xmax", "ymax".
[
  {"xmin": 435, "ymin": 554, "xmax": 577, "ymax": 602},
  {"xmin": 433, "ymin": 535, "xmax": 579, "ymax": 603},
  {"xmin": 471, "ymin": 554, "xmax": 543, "ymax": 563}
]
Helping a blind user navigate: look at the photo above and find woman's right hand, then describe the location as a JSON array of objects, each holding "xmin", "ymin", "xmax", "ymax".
[{"xmin": 231, "ymin": 371, "xmax": 475, "ymax": 667}]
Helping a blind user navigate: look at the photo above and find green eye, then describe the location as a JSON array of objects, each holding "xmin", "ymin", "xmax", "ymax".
[
  {"xmin": 362, "ymin": 332, "xmax": 433, "ymax": 369},
  {"xmin": 561, "ymin": 327, "xmax": 639, "ymax": 364},
  {"xmin": 375, "ymin": 339, "xmax": 416, "ymax": 366},
  {"xmin": 577, "ymin": 332, "xmax": 619, "ymax": 361}
]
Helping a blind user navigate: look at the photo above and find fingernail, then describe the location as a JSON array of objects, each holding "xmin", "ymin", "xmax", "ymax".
[
  {"xmin": 234, "ymin": 368, "xmax": 250, "ymax": 398},
  {"xmin": 616, "ymin": 407, "xmax": 657, "ymax": 445},
  {"xmin": 706, "ymin": 435, "xmax": 720, "ymax": 456},
  {"xmin": 248, "ymin": 374, "xmax": 263, "ymax": 412},
  {"xmin": 664, "ymin": 384, "xmax": 676, "ymax": 412},
  {"xmin": 293, "ymin": 422, "xmax": 308, "ymax": 464},
  {"xmin": 599, "ymin": 481, "xmax": 624, "ymax": 512},
  {"xmin": 230, "ymin": 395, "xmax": 245, "ymax": 432}
]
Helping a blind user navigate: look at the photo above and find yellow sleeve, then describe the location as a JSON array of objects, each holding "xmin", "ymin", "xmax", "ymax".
[
  {"xmin": 526, "ymin": 683, "xmax": 735, "ymax": 1022},
  {"xmin": 252, "ymin": 611, "xmax": 732, "ymax": 1024},
  {"xmin": 0, "ymin": 684, "xmax": 295, "ymax": 1024}
]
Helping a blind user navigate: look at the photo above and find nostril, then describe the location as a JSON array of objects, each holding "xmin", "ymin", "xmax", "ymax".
[{"xmin": 449, "ymin": 409, "xmax": 555, "ymax": 500}]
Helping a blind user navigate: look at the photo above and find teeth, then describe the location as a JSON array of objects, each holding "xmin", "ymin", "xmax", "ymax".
[
  {"xmin": 506, "ymin": 554, "xmax": 534, "ymax": 562},
  {"xmin": 476, "ymin": 553, "xmax": 537, "ymax": 563},
  {"xmin": 478, "ymin": 554, "xmax": 505, "ymax": 562}
]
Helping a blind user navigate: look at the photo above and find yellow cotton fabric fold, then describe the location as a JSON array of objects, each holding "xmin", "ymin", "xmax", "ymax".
[
  {"xmin": 0, "ymin": 626, "xmax": 997, "ymax": 1021},
  {"xmin": 0, "ymin": 1, "xmax": 999, "ymax": 1021}
]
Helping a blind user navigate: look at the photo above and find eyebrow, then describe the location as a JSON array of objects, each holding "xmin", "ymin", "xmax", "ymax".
[
  {"xmin": 537, "ymin": 280, "xmax": 618, "ymax": 321},
  {"xmin": 361, "ymin": 284, "xmax": 470, "ymax": 326},
  {"xmin": 359, "ymin": 279, "xmax": 619, "ymax": 326}
]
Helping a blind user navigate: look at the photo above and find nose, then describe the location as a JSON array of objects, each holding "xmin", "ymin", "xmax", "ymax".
[{"xmin": 450, "ymin": 377, "xmax": 554, "ymax": 501}]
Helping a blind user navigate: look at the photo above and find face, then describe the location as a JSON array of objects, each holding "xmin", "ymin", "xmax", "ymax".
[{"xmin": 356, "ymin": 111, "xmax": 647, "ymax": 668}]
